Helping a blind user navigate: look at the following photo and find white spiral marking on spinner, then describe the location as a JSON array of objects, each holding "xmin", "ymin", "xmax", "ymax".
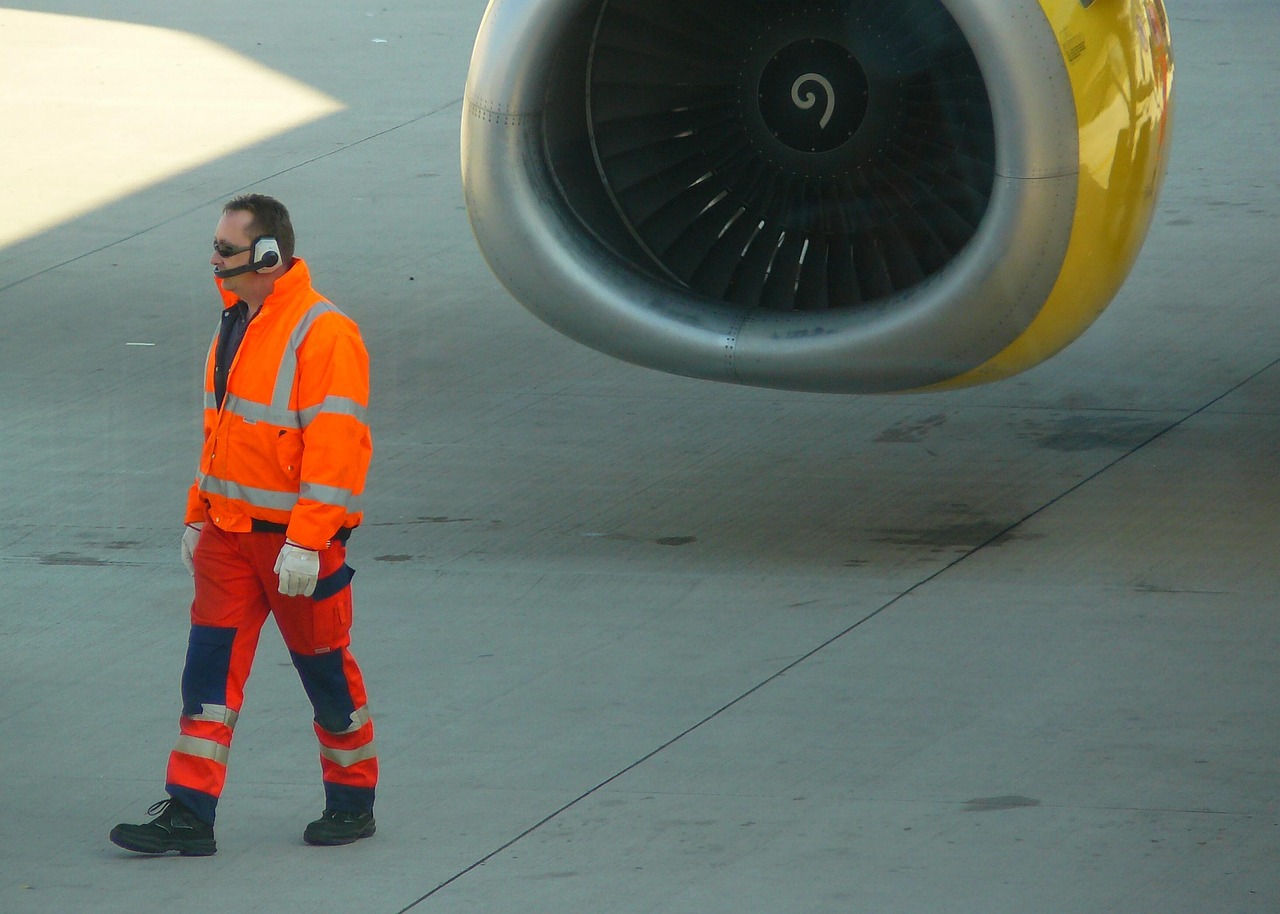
[{"xmin": 791, "ymin": 73, "xmax": 835, "ymax": 129}]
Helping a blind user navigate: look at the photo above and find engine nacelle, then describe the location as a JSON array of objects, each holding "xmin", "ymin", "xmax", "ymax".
[{"xmin": 462, "ymin": 0, "xmax": 1173, "ymax": 392}]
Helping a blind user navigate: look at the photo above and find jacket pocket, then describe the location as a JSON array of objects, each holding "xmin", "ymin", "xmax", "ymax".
[{"xmin": 274, "ymin": 427, "xmax": 304, "ymax": 484}]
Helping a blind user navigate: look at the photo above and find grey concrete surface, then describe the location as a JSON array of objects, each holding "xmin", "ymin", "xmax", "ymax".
[{"xmin": 1, "ymin": 2, "xmax": 1277, "ymax": 913}]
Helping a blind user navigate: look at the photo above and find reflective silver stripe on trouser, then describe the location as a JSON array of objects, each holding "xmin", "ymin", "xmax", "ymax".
[
  {"xmin": 173, "ymin": 735, "xmax": 230, "ymax": 765},
  {"xmin": 319, "ymin": 741, "xmax": 378, "ymax": 767},
  {"xmin": 319, "ymin": 704, "xmax": 371, "ymax": 736},
  {"xmin": 185, "ymin": 704, "xmax": 240, "ymax": 728}
]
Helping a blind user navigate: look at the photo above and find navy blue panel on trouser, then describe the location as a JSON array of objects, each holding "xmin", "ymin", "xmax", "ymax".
[
  {"xmin": 324, "ymin": 782, "xmax": 375, "ymax": 815},
  {"xmin": 290, "ymin": 646, "xmax": 376, "ymax": 813},
  {"xmin": 167, "ymin": 786, "xmax": 219, "ymax": 826},
  {"xmin": 169, "ymin": 624, "xmax": 238, "ymax": 825},
  {"xmin": 311, "ymin": 563, "xmax": 355, "ymax": 602},
  {"xmin": 290, "ymin": 648, "xmax": 359, "ymax": 734},
  {"xmin": 180, "ymin": 625, "xmax": 237, "ymax": 716}
]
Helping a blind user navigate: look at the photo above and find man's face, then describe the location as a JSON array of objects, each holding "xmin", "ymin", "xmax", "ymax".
[{"xmin": 210, "ymin": 209, "xmax": 258, "ymax": 296}]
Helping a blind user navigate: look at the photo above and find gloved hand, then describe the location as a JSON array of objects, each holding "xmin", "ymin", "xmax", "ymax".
[
  {"xmin": 275, "ymin": 541, "xmax": 320, "ymax": 597},
  {"xmin": 180, "ymin": 523, "xmax": 203, "ymax": 575}
]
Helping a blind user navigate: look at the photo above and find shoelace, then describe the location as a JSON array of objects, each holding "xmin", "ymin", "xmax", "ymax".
[
  {"xmin": 323, "ymin": 809, "xmax": 367, "ymax": 822},
  {"xmin": 146, "ymin": 798, "xmax": 176, "ymax": 818}
]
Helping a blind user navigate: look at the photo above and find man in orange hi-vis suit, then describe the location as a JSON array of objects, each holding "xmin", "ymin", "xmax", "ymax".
[{"xmin": 111, "ymin": 194, "xmax": 378, "ymax": 856}]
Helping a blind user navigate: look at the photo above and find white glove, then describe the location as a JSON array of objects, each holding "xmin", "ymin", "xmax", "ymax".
[
  {"xmin": 180, "ymin": 523, "xmax": 203, "ymax": 575},
  {"xmin": 274, "ymin": 541, "xmax": 320, "ymax": 597}
]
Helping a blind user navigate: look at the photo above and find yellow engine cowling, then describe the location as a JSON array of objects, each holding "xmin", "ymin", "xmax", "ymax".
[{"xmin": 931, "ymin": 0, "xmax": 1175, "ymax": 390}]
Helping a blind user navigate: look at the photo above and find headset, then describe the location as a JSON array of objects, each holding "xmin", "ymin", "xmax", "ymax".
[{"xmin": 214, "ymin": 236, "xmax": 282, "ymax": 279}]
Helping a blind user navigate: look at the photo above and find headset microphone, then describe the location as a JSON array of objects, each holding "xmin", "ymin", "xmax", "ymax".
[
  {"xmin": 214, "ymin": 236, "xmax": 282, "ymax": 279},
  {"xmin": 214, "ymin": 259, "xmax": 264, "ymax": 279}
]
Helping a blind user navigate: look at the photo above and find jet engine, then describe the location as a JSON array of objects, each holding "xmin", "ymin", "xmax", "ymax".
[{"xmin": 462, "ymin": 0, "xmax": 1173, "ymax": 392}]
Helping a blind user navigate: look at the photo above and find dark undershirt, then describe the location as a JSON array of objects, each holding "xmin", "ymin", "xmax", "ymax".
[{"xmin": 213, "ymin": 300, "xmax": 252, "ymax": 409}]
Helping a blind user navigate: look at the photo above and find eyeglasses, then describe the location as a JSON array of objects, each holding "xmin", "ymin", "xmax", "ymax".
[{"xmin": 213, "ymin": 241, "xmax": 252, "ymax": 258}]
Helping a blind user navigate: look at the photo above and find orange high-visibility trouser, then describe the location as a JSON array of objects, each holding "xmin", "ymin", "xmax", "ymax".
[{"xmin": 165, "ymin": 523, "xmax": 377, "ymax": 825}]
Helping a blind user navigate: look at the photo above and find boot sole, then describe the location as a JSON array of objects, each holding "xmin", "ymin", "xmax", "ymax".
[
  {"xmin": 303, "ymin": 822, "xmax": 376, "ymax": 846},
  {"xmin": 110, "ymin": 826, "xmax": 217, "ymax": 856}
]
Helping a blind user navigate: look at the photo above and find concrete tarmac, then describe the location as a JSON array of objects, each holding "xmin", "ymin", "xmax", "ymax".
[{"xmin": 1, "ymin": 2, "xmax": 1276, "ymax": 912}]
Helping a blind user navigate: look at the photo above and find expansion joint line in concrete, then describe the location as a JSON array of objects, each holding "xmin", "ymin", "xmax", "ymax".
[{"xmin": 395, "ymin": 355, "xmax": 1280, "ymax": 913}]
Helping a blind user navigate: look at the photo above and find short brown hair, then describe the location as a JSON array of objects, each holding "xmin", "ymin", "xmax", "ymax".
[{"xmin": 224, "ymin": 193, "xmax": 296, "ymax": 262}]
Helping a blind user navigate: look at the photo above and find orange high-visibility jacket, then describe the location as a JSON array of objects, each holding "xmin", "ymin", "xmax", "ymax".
[{"xmin": 184, "ymin": 258, "xmax": 372, "ymax": 551}]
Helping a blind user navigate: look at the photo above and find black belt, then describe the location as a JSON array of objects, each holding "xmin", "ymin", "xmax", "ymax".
[{"xmin": 250, "ymin": 519, "xmax": 352, "ymax": 542}]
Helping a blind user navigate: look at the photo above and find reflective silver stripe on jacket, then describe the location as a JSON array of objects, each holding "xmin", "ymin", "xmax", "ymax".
[
  {"xmin": 221, "ymin": 393, "xmax": 302, "ymax": 429},
  {"xmin": 200, "ymin": 475, "xmax": 300, "ymax": 511},
  {"xmin": 197, "ymin": 471, "xmax": 359, "ymax": 513},
  {"xmin": 197, "ymin": 299, "xmax": 365, "ymax": 513},
  {"xmin": 210, "ymin": 300, "xmax": 364, "ymax": 429},
  {"xmin": 173, "ymin": 735, "xmax": 230, "ymax": 765},
  {"xmin": 218, "ymin": 392, "xmax": 365, "ymax": 429},
  {"xmin": 300, "ymin": 481, "xmax": 360, "ymax": 511},
  {"xmin": 298, "ymin": 395, "xmax": 368, "ymax": 428},
  {"xmin": 272, "ymin": 300, "xmax": 344, "ymax": 411},
  {"xmin": 319, "ymin": 741, "xmax": 378, "ymax": 767},
  {"xmin": 205, "ymin": 331, "xmax": 218, "ymax": 375},
  {"xmin": 201, "ymin": 330, "xmax": 219, "ymax": 411}
]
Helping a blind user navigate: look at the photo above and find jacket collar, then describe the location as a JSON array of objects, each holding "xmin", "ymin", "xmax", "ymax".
[{"xmin": 215, "ymin": 257, "xmax": 312, "ymax": 313}]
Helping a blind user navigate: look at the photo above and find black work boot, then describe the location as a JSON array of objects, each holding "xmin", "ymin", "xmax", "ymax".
[
  {"xmin": 303, "ymin": 809, "xmax": 376, "ymax": 846},
  {"xmin": 110, "ymin": 798, "xmax": 217, "ymax": 856}
]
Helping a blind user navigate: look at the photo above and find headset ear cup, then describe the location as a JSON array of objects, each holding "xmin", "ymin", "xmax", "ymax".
[{"xmin": 253, "ymin": 236, "xmax": 282, "ymax": 272}]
